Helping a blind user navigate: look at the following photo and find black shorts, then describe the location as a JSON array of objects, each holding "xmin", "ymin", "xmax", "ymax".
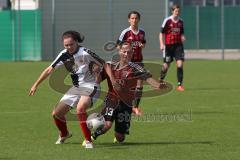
[
  {"xmin": 163, "ymin": 43, "xmax": 184, "ymax": 63},
  {"xmin": 102, "ymin": 101, "xmax": 132, "ymax": 134},
  {"xmin": 133, "ymin": 61, "xmax": 144, "ymax": 68}
]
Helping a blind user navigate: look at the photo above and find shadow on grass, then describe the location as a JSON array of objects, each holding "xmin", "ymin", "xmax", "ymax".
[{"xmin": 69, "ymin": 141, "xmax": 215, "ymax": 149}]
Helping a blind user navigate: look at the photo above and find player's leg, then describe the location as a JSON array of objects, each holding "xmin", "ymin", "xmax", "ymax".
[
  {"xmin": 76, "ymin": 96, "xmax": 92, "ymax": 143},
  {"xmin": 160, "ymin": 62, "xmax": 170, "ymax": 81},
  {"xmin": 91, "ymin": 100, "xmax": 116, "ymax": 140},
  {"xmin": 76, "ymin": 85, "xmax": 101, "ymax": 148},
  {"xmin": 159, "ymin": 45, "xmax": 173, "ymax": 81},
  {"xmin": 114, "ymin": 101, "xmax": 132, "ymax": 143},
  {"xmin": 91, "ymin": 120, "xmax": 113, "ymax": 140},
  {"xmin": 53, "ymin": 86, "xmax": 82, "ymax": 144},
  {"xmin": 133, "ymin": 79, "xmax": 143, "ymax": 110},
  {"xmin": 114, "ymin": 132, "xmax": 125, "ymax": 143},
  {"xmin": 176, "ymin": 60, "xmax": 184, "ymax": 85},
  {"xmin": 52, "ymin": 102, "xmax": 72, "ymax": 144},
  {"xmin": 133, "ymin": 62, "xmax": 144, "ymax": 114},
  {"xmin": 174, "ymin": 44, "xmax": 185, "ymax": 91}
]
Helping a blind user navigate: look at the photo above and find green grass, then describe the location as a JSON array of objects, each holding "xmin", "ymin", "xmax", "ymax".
[{"xmin": 0, "ymin": 60, "xmax": 240, "ymax": 160}]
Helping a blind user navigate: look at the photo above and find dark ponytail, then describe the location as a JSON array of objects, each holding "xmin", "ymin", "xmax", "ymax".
[{"xmin": 62, "ymin": 30, "xmax": 84, "ymax": 43}]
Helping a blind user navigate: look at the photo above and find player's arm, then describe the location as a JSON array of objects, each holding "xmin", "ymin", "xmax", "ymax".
[
  {"xmin": 140, "ymin": 31, "xmax": 146, "ymax": 48},
  {"xmin": 116, "ymin": 36, "xmax": 122, "ymax": 49},
  {"xmin": 160, "ymin": 18, "xmax": 168, "ymax": 51},
  {"xmin": 29, "ymin": 52, "xmax": 64, "ymax": 96},
  {"xmin": 85, "ymin": 49, "xmax": 105, "ymax": 66},
  {"xmin": 116, "ymin": 40, "xmax": 121, "ymax": 49},
  {"xmin": 181, "ymin": 22, "xmax": 186, "ymax": 43},
  {"xmin": 140, "ymin": 41, "xmax": 146, "ymax": 48},
  {"xmin": 146, "ymin": 77, "xmax": 166, "ymax": 90},
  {"xmin": 181, "ymin": 34, "xmax": 186, "ymax": 43},
  {"xmin": 103, "ymin": 63, "xmax": 121, "ymax": 90},
  {"xmin": 131, "ymin": 62, "xmax": 165, "ymax": 90},
  {"xmin": 29, "ymin": 66, "xmax": 55, "ymax": 96},
  {"xmin": 116, "ymin": 30, "xmax": 127, "ymax": 49},
  {"xmin": 84, "ymin": 49, "xmax": 105, "ymax": 79},
  {"xmin": 159, "ymin": 32, "xmax": 165, "ymax": 51}
]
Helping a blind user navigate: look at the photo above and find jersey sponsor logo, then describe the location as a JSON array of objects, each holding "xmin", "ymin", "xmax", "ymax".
[
  {"xmin": 131, "ymin": 41, "xmax": 142, "ymax": 47},
  {"xmin": 172, "ymin": 28, "xmax": 180, "ymax": 33}
]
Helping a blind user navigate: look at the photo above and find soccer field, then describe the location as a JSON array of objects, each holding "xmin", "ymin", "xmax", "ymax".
[{"xmin": 0, "ymin": 60, "xmax": 239, "ymax": 160}]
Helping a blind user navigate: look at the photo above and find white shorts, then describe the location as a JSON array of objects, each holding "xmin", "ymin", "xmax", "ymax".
[{"xmin": 60, "ymin": 84, "xmax": 100, "ymax": 108}]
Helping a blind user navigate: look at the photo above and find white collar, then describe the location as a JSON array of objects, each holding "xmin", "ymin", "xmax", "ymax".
[
  {"xmin": 129, "ymin": 26, "xmax": 139, "ymax": 35},
  {"xmin": 170, "ymin": 15, "xmax": 179, "ymax": 23}
]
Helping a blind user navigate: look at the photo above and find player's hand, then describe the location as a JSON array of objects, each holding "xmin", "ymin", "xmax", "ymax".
[
  {"xmin": 181, "ymin": 35, "xmax": 186, "ymax": 43},
  {"xmin": 160, "ymin": 44, "xmax": 165, "ymax": 51},
  {"xmin": 159, "ymin": 80, "xmax": 168, "ymax": 89},
  {"xmin": 139, "ymin": 43, "xmax": 145, "ymax": 48},
  {"xmin": 29, "ymin": 85, "xmax": 37, "ymax": 96},
  {"xmin": 132, "ymin": 107, "xmax": 143, "ymax": 116},
  {"xmin": 112, "ymin": 81, "xmax": 122, "ymax": 91}
]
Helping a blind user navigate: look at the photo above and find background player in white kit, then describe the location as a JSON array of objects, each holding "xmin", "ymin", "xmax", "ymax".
[{"xmin": 29, "ymin": 30, "xmax": 104, "ymax": 149}]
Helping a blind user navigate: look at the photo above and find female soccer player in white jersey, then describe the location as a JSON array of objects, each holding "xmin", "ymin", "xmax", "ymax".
[{"xmin": 29, "ymin": 30, "xmax": 104, "ymax": 149}]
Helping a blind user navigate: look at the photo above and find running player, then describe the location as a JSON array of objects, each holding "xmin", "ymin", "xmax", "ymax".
[
  {"xmin": 91, "ymin": 42, "xmax": 166, "ymax": 143},
  {"xmin": 29, "ymin": 30, "xmax": 104, "ymax": 149},
  {"xmin": 117, "ymin": 11, "xmax": 146, "ymax": 115},
  {"xmin": 159, "ymin": 4, "xmax": 186, "ymax": 91}
]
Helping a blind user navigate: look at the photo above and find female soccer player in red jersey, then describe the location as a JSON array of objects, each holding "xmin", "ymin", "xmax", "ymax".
[
  {"xmin": 117, "ymin": 11, "xmax": 146, "ymax": 114},
  {"xmin": 91, "ymin": 42, "xmax": 166, "ymax": 143},
  {"xmin": 159, "ymin": 4, "xmax": 186, "ymax": 91}
]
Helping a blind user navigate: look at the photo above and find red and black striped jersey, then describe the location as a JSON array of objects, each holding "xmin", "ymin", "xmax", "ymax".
[
  {"xmin": 161, "ymin": 16, "xmax": 184, "ymax": 45},
  {"xmin": 104, "ymin": 61, "xmax": 151, "ymax": 107},
  {"xmin": 117, "ymin": 27, "xmax": 146, "ymax": 62}
]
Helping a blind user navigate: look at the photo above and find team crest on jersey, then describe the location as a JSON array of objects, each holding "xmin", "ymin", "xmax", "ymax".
[{"xmin": 72, "ymin": 64, "xmax": 79, "ymax": 73}]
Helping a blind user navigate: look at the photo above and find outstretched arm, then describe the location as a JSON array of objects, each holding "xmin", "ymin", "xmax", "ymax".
[
  {"xmin": 29, "ymin": 66, "xmax": 55, "ymax": 96},
  {"xmin": 146, "ymin": 77, "xmax": 167, "ymax": 90}
]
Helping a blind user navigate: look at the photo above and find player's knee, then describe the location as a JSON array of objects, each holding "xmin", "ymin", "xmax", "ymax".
[
  {"xmin": 52, "ymin": 109, "xmax": 57, "ymax": 117},
  {"xmin": 104, "ymin": 121, "xmax": 112, "ymax": 130},
  {"xmin": 177, "ymin": 65, "xmax": 183, "ymax": 70},
  {"xmin": 77, "ymin": 102, "xmax": 91, "ymax": 114},
  {"xmin": 163, "ymin": 63, "xmax": 169, "ymax": 71},
  {"xmin": 76, "ymin": 107, "xmax": 86, "ymax": 114},
  {"xmin": 176, "ymin": 61, "xmax": 183, "ymax": 68}
]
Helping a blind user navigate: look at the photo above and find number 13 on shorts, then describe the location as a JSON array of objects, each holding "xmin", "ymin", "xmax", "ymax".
[{"xmin": 105, "ymin": 107, "xmax": 114, "ymax": 116}]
